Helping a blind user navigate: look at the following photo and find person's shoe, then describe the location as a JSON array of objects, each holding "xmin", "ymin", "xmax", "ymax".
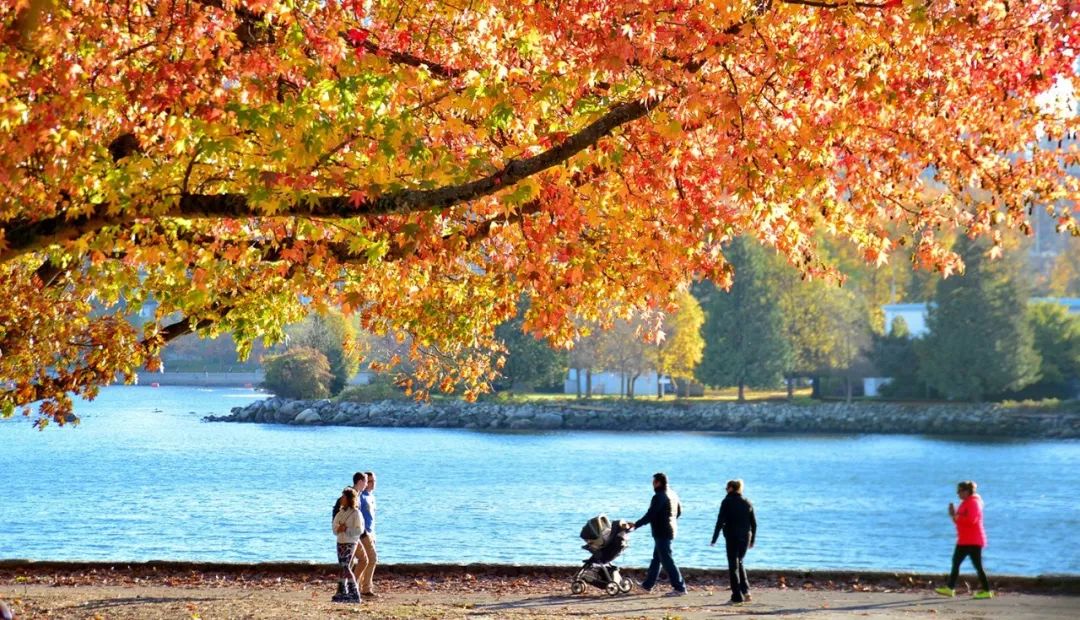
[
  {"xmin": 331, "ymin": 583, "xmax": 347, "ymax": 602},
  {"xmin": 636, "ymin": 581, "xmax": 653, "ymax": 593},
  {"xmin": 934, "ymin": 586, "xmax": 956, "ymax": 597},
  {"xmin": 665, "ymin": 589, "xmax": 688, "ymax": 597},
  {"xmin": 743, "ymin": 593, "xmax": 752, "ymax": 603},
  {"xmin": 361, "ymin": 592, "xmax": 378, "ymax": 598},
  {"xmin": 973, "ymin": 590, "xmax": 994, "ymax": 599},
  {"xmin": 728, "ymin": 596, "xmax": 745, "ymax": 605}
]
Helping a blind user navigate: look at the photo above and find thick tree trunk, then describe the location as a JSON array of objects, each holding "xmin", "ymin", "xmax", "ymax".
[
  {"xmin": 787, "ymin": 376, "xmax": 795, "ymax": 400},
  {"xmin": 845, "ymin": 376, "xmax": 853, "ymax": 403},
  {"xmin": 657, "ymin": 373, "xmax": 663, "ymax": 399},
  {"xmin": 575, "ymin": 368, "xmax": 582, "ymax": 399},
  {"xmin": 586, "ymin": 369, "xmax": 592, "ymax": 399},
  {"xmin": 737, "ymin": 381, "xmax": 745, "ymax": 403}
]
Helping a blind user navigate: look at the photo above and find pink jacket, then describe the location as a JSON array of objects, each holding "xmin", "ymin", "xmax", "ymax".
[{"xmin": 954, "ymin": 494, "xmax": 987, "ymax": 547}]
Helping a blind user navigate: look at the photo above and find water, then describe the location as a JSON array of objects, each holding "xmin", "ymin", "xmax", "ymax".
[{"xmin": 0, "ymin": 386, "xmax": 1077, "ymax": 576}]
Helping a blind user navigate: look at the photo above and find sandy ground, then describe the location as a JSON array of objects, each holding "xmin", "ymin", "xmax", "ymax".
[{"xmin": 3, "ymin": 582, "xmax": 1078, "ymax": 619}]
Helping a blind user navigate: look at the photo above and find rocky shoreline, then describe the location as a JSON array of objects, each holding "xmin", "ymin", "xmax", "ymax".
[{"xmin": 204, "ymin": 398, "xmax": 1080, "ymax": 438}]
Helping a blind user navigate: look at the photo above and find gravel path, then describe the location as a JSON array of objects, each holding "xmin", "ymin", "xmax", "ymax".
[{"xmin": 3, "ymin": 583, "xmax": 1078, "ymax": 619}]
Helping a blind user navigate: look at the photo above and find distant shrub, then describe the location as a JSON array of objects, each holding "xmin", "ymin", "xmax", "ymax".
[
  {"xmin": 262, "ymin": 347, "xmax": 332, "ymax": 399},
  {"xmin": 999, "ymin": 398, "xmax": 1072, "ymax": 410},
  {"xmin": 337, "ymin": 375, "xmax": 405, "ymax": 402}
]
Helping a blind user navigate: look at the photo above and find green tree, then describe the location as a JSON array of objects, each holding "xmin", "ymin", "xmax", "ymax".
[
  {"xmin": 696, "ymin": 238, "xmax": 791, "ymax": 402},
  {"xmin": 774, "ymin": 264, "xmax": 845, "ymax": 399},
  {"xmin": 288, "ymin": 310, "xmax": 361, "ymax": 396},
  {"xmin": 494, "ymin": 307, "xmax": 569, "ymax": 392},
  {"xmin": 262, "ymin": 346, "xmax": 333, "ymax": 400},
  {"xmin": 649, "ymin": 291, "xmax": 705, "ymax": 398},
  {"xmin": 871, "ymin": 316, "xmax": 928, "ymax": 399},
  {"xmin": 918, "ymin": 237, "xmax": 1041, "ymax": 401},
  {"xmin": 1022, "ymin": 303, "xmax": 1080, "ymax": 398}
]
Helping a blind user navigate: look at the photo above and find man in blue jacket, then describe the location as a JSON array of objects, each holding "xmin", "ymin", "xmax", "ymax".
[{"xmin": 632, "ymin": 472, "xmax": 686, "ymax": 595}]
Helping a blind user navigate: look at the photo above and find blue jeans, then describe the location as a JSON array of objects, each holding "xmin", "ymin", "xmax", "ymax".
[{"xmin": 641, "ymin": 537, "xmax": 685, "ymax": 592}]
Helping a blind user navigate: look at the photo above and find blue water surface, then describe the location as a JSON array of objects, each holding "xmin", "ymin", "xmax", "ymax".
[{"xmin": 0, "ymin": 386, "xmax": 1077, "ymax": 575}]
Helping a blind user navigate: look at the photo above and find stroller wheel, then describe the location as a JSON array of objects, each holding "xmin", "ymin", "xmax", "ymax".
[
  {"xmin": 571, "ymin": 580, "xmax": 585, "ymax": 595},
  {"xmin": 606, "ymin": 581, "xmax": 621, "ymax": 596},
  {"xmin": 619, "ymin": 577, "xmax": 633, "ymax": 593}
]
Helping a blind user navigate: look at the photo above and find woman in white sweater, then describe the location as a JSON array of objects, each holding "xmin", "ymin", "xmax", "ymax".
[{"xmin": 332, "ymin": 487, "xmax": 366, "ymax": 603}]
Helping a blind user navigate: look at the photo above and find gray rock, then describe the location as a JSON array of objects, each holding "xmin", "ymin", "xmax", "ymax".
[
  {"xmin": 534, "ymin": 412, "xmax": 563, "ymax": 429},
  {"xmin": 295, "ymin": 408, "xmax": 322, "ymax": 424}
]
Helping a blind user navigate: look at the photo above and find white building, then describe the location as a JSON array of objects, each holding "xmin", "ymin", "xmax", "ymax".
[
  {"xmin": 564, "ymin": 370, "xmax": 671, "ymax": 397},
  {"xmin": 882, "ymin": 297, "xmax": 1080, "ymax": 337}
]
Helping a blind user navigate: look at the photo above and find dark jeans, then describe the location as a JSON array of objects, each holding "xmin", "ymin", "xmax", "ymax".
[
  {"xmin": 725, "ymin": 536, "xmax": 750, "ymax": 600},
  {"xmin": 641, "ymin": 538, "xmax": 685, "ymax": 592},
  {"xmin": 947, "ymin": 545, "xmax": 991, "ymax": 591}
]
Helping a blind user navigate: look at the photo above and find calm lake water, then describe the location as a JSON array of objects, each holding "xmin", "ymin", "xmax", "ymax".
[{"xmin": 1, "ymin": 386, "xmax": 1077, "ymax": 576}]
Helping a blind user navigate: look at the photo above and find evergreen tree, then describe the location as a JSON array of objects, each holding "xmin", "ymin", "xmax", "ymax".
[
  {"xmin": 695, "ymin": 238, "xmax": 791, "ymax": 401},
  {"xmin": 494, "ymin": 305, "xmax": 569, "ymax": 392},
  {"xmin": 1022, "ymin": 303, "xmax": 1080, "ymax": 398},
  {"xmin": 918, "ymin": 237, "xmax": 1041, "ymax": 401}
]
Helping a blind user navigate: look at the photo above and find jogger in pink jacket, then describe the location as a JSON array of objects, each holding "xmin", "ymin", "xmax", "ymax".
[{"xmin": 936, "ymin": 480, "xmax": 992, "ymax": 598}]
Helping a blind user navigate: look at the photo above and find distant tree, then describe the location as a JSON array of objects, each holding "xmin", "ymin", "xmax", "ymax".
[
  {"xmin": 569, "ymin": 327, "xmax": 603, "ymax": 399},
  {"xmin": 288, "ymin": 310, "xmax": 360, "ymax": 396},
  {"xmin": 1045, "ymin": 242, "xmax": 1080, "ymax": 298},
  {"xmin": 919, "ymin": 237, "xmax": 1041, "ymax": 402},
  {"xmin": 871, "ymin": 317, "xmax": 928, "ymax": 399},
  {"xmin": 825, "ymin": 288, "xmax": 874, "ymax": 403},
  {"xmin": 649, "ymin": 291, "xmax": 705, "ymax": 398},
  {"xmin": 774, "ymin": 264, "xmax": 844, "ymax": 399},
  {"xmin": 262, "ymin": 347, "xmax": 333, "ymax": 400},
  {"xmin": 597, "ymin": 319, "xmax": 651, "ymax": 399},
  {"xmin": 1019, "ymin": 303, "xmax": 1080, "ymax": 399},
  {"xmin": 494, "ymin": 305, "xmax": 569, "ymax": 392},
  {"xmin": 696, "ymin": 238, "xmax": 790, "ymax": 402}
]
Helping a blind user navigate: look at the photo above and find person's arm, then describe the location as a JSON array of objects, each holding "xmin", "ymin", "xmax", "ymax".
[
  {"xmin": 635, "ymin": 494, "xmax": 660, "ymax": 530},
  {"xmin": 347, "ymin": 511, "xmax": 366, "ymax": 538},
  {"xmin": 749, "ymin": 503, "xmax": 757, "ymax": 547},
  {"xmin": 711, "ymin": 504, "xmax": 725, "ymax": 545},
  {"xmin": 332, "ymin": 511, "xmax": 343, "ymax": 535},
  {"xmin": 954, "ymin": 498, "xmax": 978, "ymax": 525}
]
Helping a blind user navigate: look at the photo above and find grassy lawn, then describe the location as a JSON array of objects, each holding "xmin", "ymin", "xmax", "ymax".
[{"xmin": 487, "ymin": 387, "xmax": 815, "ymax": 404}]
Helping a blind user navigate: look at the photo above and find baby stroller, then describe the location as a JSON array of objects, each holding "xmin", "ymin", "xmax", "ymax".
[{"xmin": 571, "ymin": 514, "xmax": 634, "ymax": 596}]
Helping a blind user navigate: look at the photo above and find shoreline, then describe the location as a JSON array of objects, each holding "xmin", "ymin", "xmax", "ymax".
[
  {"xmin": 2, "ymin": 561, "xmax": 1077, "ymax": 595},
  {"xmin": 204, "ymin": 397, "xmax": 1080, "ymax": 438}
]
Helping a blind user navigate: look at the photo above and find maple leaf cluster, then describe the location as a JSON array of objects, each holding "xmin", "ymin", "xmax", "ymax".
[{"xmin": 0, "ymin": 0, "xmax": 1077, "ymax": 425}]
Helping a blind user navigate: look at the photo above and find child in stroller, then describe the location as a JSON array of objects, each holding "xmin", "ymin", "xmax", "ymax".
[{"xmin": 571, "ymin": 514, "xmax": 634, "ymax": 596}]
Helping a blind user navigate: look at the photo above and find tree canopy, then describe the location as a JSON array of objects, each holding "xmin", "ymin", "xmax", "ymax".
[{"xmin": 1, "ymin": 1, "xmax": 1078, "ymax": 424}]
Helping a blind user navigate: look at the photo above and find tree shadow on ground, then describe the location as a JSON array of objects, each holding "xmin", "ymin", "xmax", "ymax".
[
  {"xmin": 470, "ymin": 594, "xmax": 940, "ymax": 617},
  {"xmin": 70, "ymin": 595, "xmax": 226, "ymax": 612}
]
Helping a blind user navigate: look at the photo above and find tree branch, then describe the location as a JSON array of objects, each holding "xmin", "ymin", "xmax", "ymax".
[{"xmin": 1, "ymin": 96, "xmax": 661, "ymax": 263}]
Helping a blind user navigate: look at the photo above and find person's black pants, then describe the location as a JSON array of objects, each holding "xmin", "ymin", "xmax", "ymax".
[
  {"xmin": 725, "ymin": 536, "xmax": 750, "ymax": 601},
  {"xmin": 947, "ymin": 545, "xmax": 991, "ymax": 591}
]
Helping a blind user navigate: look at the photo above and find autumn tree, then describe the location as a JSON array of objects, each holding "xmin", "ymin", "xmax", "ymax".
[
  {"xmin": 285, "ymin": 310, "xmax": 361, "ymax": 395},
  {"xmin": 919, "ymin": 237, "xmax": 1042, "ymax": 402},
  {"xmin": 696, "ymin": 238, "xmax": 790, "ymax": 401},
  {"xmin": 773, "ymin": 261, "xmax": 844, "ymax": 399},
  {"xmin": 2, "ymin": 1, "xmax": 1078, "ymax": 425},
  {"xmin": 262, "ymin": 346, "xmax": 333, "ymax": 400},
  {"xmin": 595, "ymin": 319, "xmax": 653, "ymax": 398},
  {"xmin": 649, "ymin": 291, "xmax": 705, "ymax": 398}
]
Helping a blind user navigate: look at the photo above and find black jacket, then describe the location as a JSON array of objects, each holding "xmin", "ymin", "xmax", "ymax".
[
  {"xmin": 711, "ymin": 491, "xmax": 756, "ymax": 545},
  {"xmin": 635, "ymin": 489, "xmax": 682, "ymax": 540}
]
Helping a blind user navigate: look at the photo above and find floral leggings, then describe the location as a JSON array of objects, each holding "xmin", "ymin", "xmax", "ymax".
[{"xmin": 337, "ymin": 542, "xmax": 359, "ymax": 588}]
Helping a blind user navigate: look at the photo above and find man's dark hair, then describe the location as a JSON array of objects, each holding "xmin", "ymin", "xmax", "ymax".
[
  {"xmin": 653, "ymin": 472, "xmax": 668, "ymax": 490},
  {"xmin": 353, "ymin": 471, "xmax": 367, "ymax": 485}
]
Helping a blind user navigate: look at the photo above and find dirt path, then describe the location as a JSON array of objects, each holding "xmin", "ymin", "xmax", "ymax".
[{"xmin": 3, "ymin": 583, "xmax": 1078, "ymax": 619}]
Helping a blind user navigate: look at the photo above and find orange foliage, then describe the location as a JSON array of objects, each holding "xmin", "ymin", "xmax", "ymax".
[{"xmin": 0, "ymin": 0, "xmax": 1077, "ymax": 424}]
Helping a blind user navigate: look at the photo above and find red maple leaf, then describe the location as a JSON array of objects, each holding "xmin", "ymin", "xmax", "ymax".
[{"xmin": 346, "ymin": 28, "xmax": 370, "ymax": 46}]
